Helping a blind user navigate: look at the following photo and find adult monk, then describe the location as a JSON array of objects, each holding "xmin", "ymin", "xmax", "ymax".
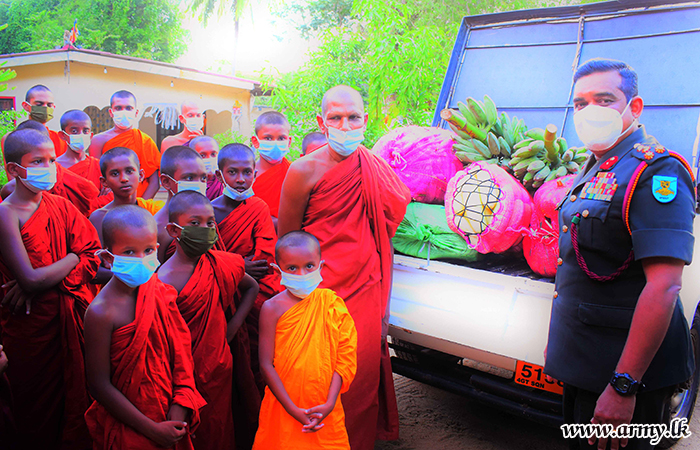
[
  {"xmin": 89, "ymin": 90, "xmax": 161, "ymax": 199},
  {"xmin": 21, "ymin": 84, "xmax": 67, "ymax": 157},
  {"xmin": 161, "ymin": 102, "xmax": 205, "ymax": 152},
  {"xmin": 0, "ymin": 128, "xmax": 101, "ymax": 449},
  {"xmin": 251, "ymin": 111, "xmax": 293, "ymax": 223},
  {"xmin": 278, "ymin": 85, "xmax": 410, "ymax": 449}
]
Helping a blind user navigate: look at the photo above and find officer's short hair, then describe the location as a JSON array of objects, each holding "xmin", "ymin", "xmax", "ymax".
[{"xmin": 574, "ymin": 58, "xmax": 638, "ymax": 102}]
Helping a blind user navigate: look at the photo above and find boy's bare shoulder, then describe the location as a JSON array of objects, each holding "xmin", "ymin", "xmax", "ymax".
[
  {"xmin": 261, "ymin": 291, "xmax": 298, "ymax": 322},
  {"xmin": 86, "ymin": 286, "xmax": 135, "ymax": 330}
]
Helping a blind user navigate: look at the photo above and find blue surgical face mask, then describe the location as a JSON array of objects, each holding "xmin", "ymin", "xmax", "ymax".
[
  {"xmin": 203, "ymin": 157, "xmax": 218, "ymax": 175},
  {"xmin": 224, "ymin": 182, "xmax": 254, "ymax": 202},
  {"xmin": 165, "ymin": 175, "xmax": 206, "ymax": 196},
  {"xmin": 325, "ymin": 124, "xmax": 364, "ymax": 157},
  {"xmin": 257, "ymin": 140, "xmax": 289, "ymax": 164},
  {"xmin": 109, "ymin": 251, "xmax": 160, "ymax": 288},
  {"xmin": 17, "ymin": 163, "xmax": 57, "ymax": 192},
  {"xmin": 272, "ymin": 263, "xmax": 324, "ymax": 299},
  {"xmin": 67, "ymin": 133, "xmax": 91, "ymax": 152}
]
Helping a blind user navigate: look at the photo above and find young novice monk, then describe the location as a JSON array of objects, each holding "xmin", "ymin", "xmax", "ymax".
[
  {"xmin": 1, "ymin": 121, "xmax": 100, "ymax": 216},
  {"xmin": 189, "ymin": 135, "xmax": 224, "ymax": 200},
  {"xmin": 89, "ymin": 147, "xmax": 165, "ymax": 244},
  {"xmin": 84, "ymin": 205, "xmax": 206, "ymax": 450},
  {"xmin": 21, "ymin": 84, "xmax": 67, "ymax": 156},
  {"xmin": 158, "ymin": 191, "xmax": 261, "ymax": 450},
  {"xmin": 212, "ymin": 143, "xmax": 282, "ymax": 391},
  {"xmin": 301, "ymin": 132, "xmax": 327, "ymax": 156},
  {"xmin": 0, "ymin": 129, "xmax": 101, "ymax": 448},
  {"xmin": 57, "ymin": 110, "xmax": 103, "ymax": 191},
  {"xmin": 250, "ymin": 111, "xmax": 293, "ymax": 221},
  {"xmin": 254, "ymin": 231, "xmax": 357, "ymax": 449},
  {"xmin": 88, "ymin": 90, "xmax": 161, "ymax": 199}
]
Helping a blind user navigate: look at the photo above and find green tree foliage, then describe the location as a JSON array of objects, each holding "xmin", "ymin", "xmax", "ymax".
[
  {"xmin": 0, "ymin": 61, "xmax": 20, "ymax": 186},
  {"xmin": 0, "ymin": 0, "xmax": 188, "ymax": 62},
  {"xmin": 262, "ymin": 0, "xmax": 563, "ymax": 154}
]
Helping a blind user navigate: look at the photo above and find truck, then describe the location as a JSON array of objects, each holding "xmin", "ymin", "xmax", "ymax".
[{"xmin": 387, "ymin": 0, "xmax": 700, "ymax": 447}]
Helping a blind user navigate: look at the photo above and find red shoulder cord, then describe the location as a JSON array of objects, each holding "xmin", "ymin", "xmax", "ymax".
[{"xmin": 570, "ymin": 212, "xmax": 635, "ymax": 282}]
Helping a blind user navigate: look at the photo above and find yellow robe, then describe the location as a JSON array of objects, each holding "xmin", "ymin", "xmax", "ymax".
[{"xmin": 253, "ymin": 288, "xmax": 357, "ymax": 450}]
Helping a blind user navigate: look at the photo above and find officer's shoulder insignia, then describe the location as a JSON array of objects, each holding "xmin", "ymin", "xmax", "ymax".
[
  {"xmin": 652, "ymin": 175, "xmax": 677, "ymax": 203},
  {"xmin": 632, "ymin": 140, "xmax": 668, "ymax": 165}
]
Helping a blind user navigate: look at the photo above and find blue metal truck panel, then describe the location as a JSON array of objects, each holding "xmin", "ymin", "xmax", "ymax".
[{"xmin": 433, "ymin": 0, "xmax": 700, "ymax": 165}]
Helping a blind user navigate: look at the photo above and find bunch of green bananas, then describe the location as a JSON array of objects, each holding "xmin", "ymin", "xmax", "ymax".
[
  {"xmin": 440, "ymin": 95, "xmax": 526, "ymax": 169},
  {"xmin": 508, "ymin": 124, "xmax": 589, "ymax": 189}
]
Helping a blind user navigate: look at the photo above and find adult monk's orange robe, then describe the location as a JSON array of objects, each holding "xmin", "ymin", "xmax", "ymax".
[
  {"xmin": 301, "ymin": 146, "xmax": 409, "ymax": 449},
  {"xmin": 136, "ymin": 197, "xmax": 165, "ymax": 215},
  {"xmin": 51, "ymin": 164, "xmax": 100, "ymax": 217},
  {"xmin": 84, "ymin": 277, "xmax": 206, "ymax": 450},
  {"xmin": 253, "ymin": 288, "xmax": 357, "ymax": 450},
  {"xmin": 218, "ymin": 197, "xmax": 282, "ymax": 391},
  {"xmin": 102, "ymin": 129, "xmax": 161, "ymax": 197},
  {"xmin": 48, "ymin": 128, "xmax": 67, "ymax": 157},
  {"xmin": 0, "ymin": 193, "xmax": 101, "ymax": 449},
  {"xmin": 174, "ymin": 251, "xmax": 260, "ymax": 450},
  {"xmin": 252, "ymin": 158, "xmax": 290, "ymax": 217}
]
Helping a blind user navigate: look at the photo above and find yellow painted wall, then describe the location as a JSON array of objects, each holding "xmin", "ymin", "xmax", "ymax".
[{"xmin": 7, "ymin": 60, "xmax": 252, "ymax": 140}]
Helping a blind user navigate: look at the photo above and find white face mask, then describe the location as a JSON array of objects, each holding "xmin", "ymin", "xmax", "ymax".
[
  {"xmin": 165, "ymin": 175, "xmax": 206, "ymax": 196},
  {"xmin": 223, "ymin": 182, "xmax": 254, "ymax": 202},
  {"xmin": 185, "ymin": 116, "xmax": 204, "ymax": 133},
  {"xmin": 68, "ymin": 134, "xmax": 91, "ymax": 152},
  {"xmin": 112, "ymin": 110, "xmax": 137, "ymax": 130},
  {"xmin": 574, "ymin": 101, "xmax": 633, "ymax": 152},
  {"xmin": 17, "ymin": 164, "xmax": 57, "ymax": 192}
]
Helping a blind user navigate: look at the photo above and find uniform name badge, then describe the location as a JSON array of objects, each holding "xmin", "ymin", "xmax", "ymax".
[
  {"xmin": 652, "ymin": 175, "xmax": 677, "ymax": 203},
  {"xmin": 581, "ymin": 172, "xmax": 618, "ymax": 202}
]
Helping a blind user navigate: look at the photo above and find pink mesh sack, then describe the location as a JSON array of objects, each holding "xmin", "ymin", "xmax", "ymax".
[
  {"xmin": 445, "ymin": 162, "xmax": 533, "ymax": 254},
  {"xmin": 522, "ymin": 175, "xmax": 576, "ymax": 276},
  {"xmin": 375, "ymin": 126, "xmax": 462, "ymax": 204}
]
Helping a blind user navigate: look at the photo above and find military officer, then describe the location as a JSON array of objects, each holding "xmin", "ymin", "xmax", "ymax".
[{"xmin": 544, "ymin": 59, "xmax": 696, "ymax": 450}]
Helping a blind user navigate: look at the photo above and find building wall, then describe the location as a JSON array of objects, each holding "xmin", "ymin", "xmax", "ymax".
[{"xmin": 7, "ymin": 60, "xmax": 252, "ymax": 142}]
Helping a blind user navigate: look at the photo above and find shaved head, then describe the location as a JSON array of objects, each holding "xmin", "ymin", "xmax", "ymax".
[
  {"xmin": 321, "ymin": 85, "xmax": 365, "ymax": 117},
  {"xmin": 60, "ymin": 109, "xmax": 92, "ymax": 130},
  {"xmin": 190, "ymin": 135, "xmax": 218, "ymax": 150},
  {"xmin": 103, "ymin": 205, "xmax": 157, "ymax": 249},
  {"xmin": 4, "ymin": 129, "xmax": 53, "ymax": 164},
  {"xmin": 254, "ymin": 111, "xmax": 290, "ymax": 135},
  {"xmin": 100, "ymin": 147, "xmax": 140, "ymax": 176},
  {"xmin": 110, "ymin": 90, "xmax": 137, "ymax": 107},
  {"xmin": 169, "ymin": 190, "xmax": 213, "ymax": 222},
  {"xmin": 160, "ymin": 146, "xmax": 202, "ymax": 177},
  {"xmin": 16, "ymin": 120, "xmax": 49, "ymax": 135},
  {"xmin": 301, "ymin": 132, "xmax": 327, "ymax": 155},
  {"xmin": 25, "ymin": 84, "xmax": 52, "ymax": 102},
  {"xmin": 275, "ymin": 230, "xmax": 321, "ymax": 262},
  {"xmin": 218, "ymin": 143, "xmax": 255, "ymax": 170},
  {"xmin": 181, "ymin": 101, "xmax": 199, "ymax": 114}
]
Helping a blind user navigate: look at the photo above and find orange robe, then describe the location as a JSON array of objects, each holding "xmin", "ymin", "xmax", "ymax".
[
  {"xmin": 253, "ymin": 288, "xmax": 357, "ymax": 450},
  {"xmin": 103, "ymin": 129, "xmax": 161, "ymax": 197},
  {"xmin": 48, "ymin": 128, "xmax": 67, "ymax": 157},
  {"xmin": 52, "ymin": 164, "xmax": 100, "ymax": 217},
  {"xmin": 174, "ymin": 251, "xmax": 260, "ymax": 450},
  {"xmin": 136, "ymin": 197, "xmax": 165, "ymax": 215},
  {"xmin": 252, "ymin": 158, "xmax": 290, "ymax": 218},
  {"xmin": 218, "ymin": 197, "xmax": 282, "ymax": 391},
  {"xmin": 84, "ymin": 277, "xmax": 206, "ymax": 450},
  {"xmin": 0, "ymin": 193, "xmax": 101, "ymax": 449},
  {"xmin": 301, "ymin": 146, "xmax": 409, "ymax": 449}
]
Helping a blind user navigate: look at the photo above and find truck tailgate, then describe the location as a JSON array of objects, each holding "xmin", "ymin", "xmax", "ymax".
[{"xmin": 390, "ymin": 255, "xmax": 554, "ymax": 370}]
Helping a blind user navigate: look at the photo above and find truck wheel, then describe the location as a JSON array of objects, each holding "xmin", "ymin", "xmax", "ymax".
[{"xmin": 656, "ymin": 305, "xmax": 700, "ymax": 449}]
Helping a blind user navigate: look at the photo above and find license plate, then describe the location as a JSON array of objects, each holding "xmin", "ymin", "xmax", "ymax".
[{"xmin": 514, "ymin": 361, "xmax": 564, "ymax": 395}]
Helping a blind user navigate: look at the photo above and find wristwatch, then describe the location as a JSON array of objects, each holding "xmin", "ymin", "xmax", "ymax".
[{"xmin": 610, "ymin": 372, "xmax": 643, "ymax": 395}]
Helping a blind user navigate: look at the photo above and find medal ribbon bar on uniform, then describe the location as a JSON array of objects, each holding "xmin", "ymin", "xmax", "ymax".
[{"xmin": 581, "ymin": 172, "xmax": 618, "ymax": 201}]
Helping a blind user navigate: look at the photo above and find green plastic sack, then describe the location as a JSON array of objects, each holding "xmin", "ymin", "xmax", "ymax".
[{"xmin": 393, "ymin": 202, "xmax": 479, "ymax": 262}]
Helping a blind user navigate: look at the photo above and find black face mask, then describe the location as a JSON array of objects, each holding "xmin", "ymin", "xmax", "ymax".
[{"xmin": 175, "ymin": 225, "xmax": 218, "ymax": 258}]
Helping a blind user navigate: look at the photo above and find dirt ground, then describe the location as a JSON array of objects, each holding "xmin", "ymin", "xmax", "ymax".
[{"xmin": 374, "ymin": 375, "xmax": 700, "ymax": 450}]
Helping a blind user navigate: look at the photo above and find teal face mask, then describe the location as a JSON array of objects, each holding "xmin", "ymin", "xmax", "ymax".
[
  {"xmin": 257, "ymin": 140, "xmax": 289, "ymax": 164},
  {"xmin": 17, "ymin": 164, "xmax": 57, "ymax": 192},
  {"xmin": 109, "ymin": 252, "xmax": 160, "ymax": 288},
  {"xmin": 325, "ymin": 124, "xmax": 364, "ymax": 156}
]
